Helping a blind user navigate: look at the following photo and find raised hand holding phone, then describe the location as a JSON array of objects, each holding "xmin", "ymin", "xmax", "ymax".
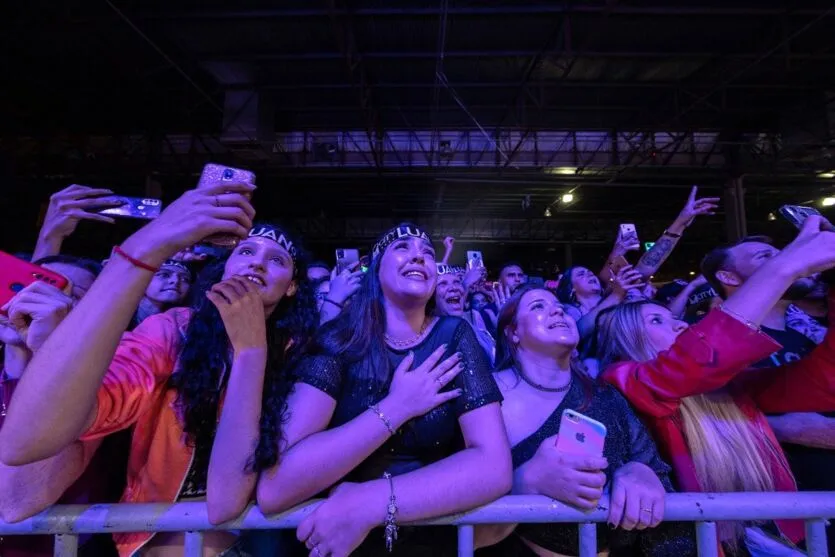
[
  {"xmin": 34, "ymin": 185, "xmax": 125, "ymax": 259},
  {"xmin": 120, "ymin": 181, "xmax": 256, "ymax": 269}
]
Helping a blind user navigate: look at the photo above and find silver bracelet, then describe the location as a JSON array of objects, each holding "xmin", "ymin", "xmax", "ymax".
[
  {"xmin": 382, "ymin": 472, "xmax": 398, "ymax": 552},
  {"xmin": 369, "ymin": 404, "xmax": 396, "ymax": 435}
]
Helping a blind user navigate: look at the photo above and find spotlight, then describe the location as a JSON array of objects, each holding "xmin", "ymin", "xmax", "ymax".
[
  {"xmin": 561, "ymin": 193, "xmax": 574, "ymax": 204},
  {"xmin": 545, "ymin": 167, "xmax": 577, "ymax": 175},
  {"xmin": 544, "ymin": 207, "xmax": 552, "ymax": 217},
  {"xmin": 822, "ymin": 197, "xmax": 835, "ymax": 207},
  {"xmin": 818, "ymin": 172, "xmax": 835, "ymax": 179},
  {"xmin": 768, "ymin": 212, "xmax": 777, "ymax": 221},
  {"xmin": 689, "ymin": 271, "xmax": 696, "ymax": 276}
]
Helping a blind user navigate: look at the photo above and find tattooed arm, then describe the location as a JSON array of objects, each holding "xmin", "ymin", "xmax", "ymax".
[
  {"xmin": 634, "ymin": 234, "xmax": 680, "ymax": 279},
  {"xmin": 634, "ymin": 186, "xmax": 720, "ymax": 279}
]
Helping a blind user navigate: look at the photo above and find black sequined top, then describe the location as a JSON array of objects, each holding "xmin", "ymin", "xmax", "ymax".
[
  {"xmin": 295, "ymin": 316, "xmax": 502, "ymax": 481},
  {"xmin": 509, "ymin": 379, "xmax": 697, "ymax": 557},
  {"xmin": 294, "ymin": 317, "xmax": 502, "ymax": 556}
]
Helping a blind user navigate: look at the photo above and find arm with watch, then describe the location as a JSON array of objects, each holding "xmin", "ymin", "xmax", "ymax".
[{"xmin": 633, "ymin": 186, "xmax": 719, "ymax": 280}]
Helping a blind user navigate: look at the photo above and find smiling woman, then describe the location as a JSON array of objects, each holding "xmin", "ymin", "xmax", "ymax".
[
  {"xmin": 476, "ymin": 286, "xmax": 696, "ymax": 557},
  {"xmin": 255, "ymin": 222, "xmax": 512, "ymax": 557}
]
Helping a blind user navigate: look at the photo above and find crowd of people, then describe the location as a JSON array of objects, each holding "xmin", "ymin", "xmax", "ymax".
[{"xmin": 0, "ymin": 177, "xmax": 833, "ymax": 557}]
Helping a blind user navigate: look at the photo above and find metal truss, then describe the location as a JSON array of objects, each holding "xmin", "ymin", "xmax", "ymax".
[
  {"xmin": 289, "ymin": 215, "xmax": 728, "ymax": 245},
  {"xmin": 7, "ymin": 129, "xmax": 822, "ymax": 176}
]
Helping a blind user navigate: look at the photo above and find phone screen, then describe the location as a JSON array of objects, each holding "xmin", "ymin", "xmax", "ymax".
[{"xmin": 97, "ymin": 197, "xmax": 162, "ymax": 220}]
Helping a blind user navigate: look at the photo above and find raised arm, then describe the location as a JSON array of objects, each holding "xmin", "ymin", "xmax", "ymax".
[
  {"xmin": 256, "ymin": 348, "xmax": 462, "ymax": 513},
  {"xmin": 604, "ymin": 218, "xmax": 835, "ymax": 415},
  {"xmin": 0, "ymin": 184, "xmax": 254, "ymax": 465},
  {"xmin": 633, "ymin": 186, "xmax": 719, "ymax": 279},
  {"xmin": 32, "ymin": 185, "xmax": 122, "ymax": 260}
]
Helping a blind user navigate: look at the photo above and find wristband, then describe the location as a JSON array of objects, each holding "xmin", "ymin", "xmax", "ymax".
[
  {"xmin": 323, "ymin": 298, "xmax": 344, "ymax": 310},
  {"xmin": 113, "ymin": 246, "xmax": 159, "ymax": 273},
  {"xmin": 662, "ymin": 229, "xmax": 682, "ymax": 239}
]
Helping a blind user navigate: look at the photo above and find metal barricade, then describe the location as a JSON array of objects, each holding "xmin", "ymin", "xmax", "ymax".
[{"xmin": 0, "ymin": 492, "xmax": 832, "ymax": 557}]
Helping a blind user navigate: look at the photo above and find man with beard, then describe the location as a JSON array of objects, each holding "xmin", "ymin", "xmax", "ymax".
[
  {"xmin": 434, "ymin": 264, "xmax": 495, "ymax": 363},
  {"xmin": 702, "ymin": 236, "xmax": 835, "ymax": 550}
]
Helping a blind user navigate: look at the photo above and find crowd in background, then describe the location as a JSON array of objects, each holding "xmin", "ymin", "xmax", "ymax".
[{"xmin": 0, "ymin": 175, "xmax": 833, "ymax": 557}]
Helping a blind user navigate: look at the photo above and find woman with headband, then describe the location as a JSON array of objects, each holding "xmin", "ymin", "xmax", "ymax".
[
  {"xmin": 0, "ymin": 183, "xmax": 319, "ymax": 557},
  {"xmin": 257, "ymin": 223, "xmax": 512, "ymax": 557}
]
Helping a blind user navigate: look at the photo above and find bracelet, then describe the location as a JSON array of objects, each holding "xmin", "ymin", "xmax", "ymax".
[
  {"xmin": 662, "ymin": 229, "xmax": 682, "ymax": 238},
  {"xmin": 323, "ymin": 298, "xmax": 344, "ymax": 310},
  {"xmin": 718, "ymin": 305, "xmax": 760, "ymax": 331},
  {"xmin": 382, "ymin": 472, "xmax": 398, "ymax": 552},
  {"xmin": 369, "ymin": 404, "xmax": 396, "ymax": 436},
  {"xmin": 113, "ymin": 246, "xmax": 159, "ymax": 273}
]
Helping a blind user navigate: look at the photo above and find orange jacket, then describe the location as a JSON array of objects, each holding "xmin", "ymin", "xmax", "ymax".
[{"xmin": 80, "ymin": 307, "xmax": 208, "ymax": 557}]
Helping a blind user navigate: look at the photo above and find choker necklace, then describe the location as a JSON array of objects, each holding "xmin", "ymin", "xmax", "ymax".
[
  {"xmin": 385, "ymin": 317, "xmax": 433, "ymax": 348},
  {"xmin": 518, "ymin": 370, "xmax": 572, "ymax": 393}
]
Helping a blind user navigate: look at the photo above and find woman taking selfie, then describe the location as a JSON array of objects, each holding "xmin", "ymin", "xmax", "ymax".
[
  {"xmin": 256, "ymin": 223, "xmax": 512, "ymax": 557},
  {"xmin": 0, "ymin": 183, "xmax": 318, "ymax": 557},
  {"xmin": 477, "ymin": 286, "xmax": 694, "ymax": 557},
  {"xmin": 597, "ymin": 217, "xmax": 835, "ymax": 555}
]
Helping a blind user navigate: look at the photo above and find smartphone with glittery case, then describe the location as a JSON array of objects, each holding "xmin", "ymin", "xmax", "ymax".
[
  {"xmin": 556, "ymin": 409, "xmax": 606, "ymax": 457},
  {"xmin": 197, "ymin": 163, "xmax": 256, "ymax": 247}
]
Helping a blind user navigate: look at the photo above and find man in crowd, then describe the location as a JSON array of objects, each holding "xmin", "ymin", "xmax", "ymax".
[
  {"xmin": 307, "ymin": 261, "xmax": 331, "ymax": 282},
  {"xmin": 702, "ymin": 235, "xmax": 835, "ymax": 549},
  {"xmin": 497, "ymin": 262, "xmax": 526, "ymax": 293}
]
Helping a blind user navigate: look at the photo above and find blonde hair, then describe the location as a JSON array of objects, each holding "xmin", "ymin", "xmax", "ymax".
[{"xmin": 596, "ymin": 302, "xmax": 794, "ymax": 546}]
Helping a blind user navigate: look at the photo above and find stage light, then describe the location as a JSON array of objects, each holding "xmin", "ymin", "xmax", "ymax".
[
  {"xmin": 768, "ymin": 212, "xmax": 777, "ymax": 221},
  {"xmin": 822, "ymin": 197, "xmax": 835, "ymax": 207},
  {"xmin": 544, "ymin": 208, "xmax": 552, "ymax": 217},
  {"xmin": 561, "ymin": 193, "xmax": 574, "ymax": 204},
  {"xmin": 545, "ymin": 167, "xmax": 577, "ymax": 175}
]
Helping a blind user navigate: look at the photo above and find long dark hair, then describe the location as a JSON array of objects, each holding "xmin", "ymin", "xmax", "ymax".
[
  {"xmin": 494, "ymin": 285, "xmax": 596, "ymax": 410},
  {"xmin": 168, "ymin": 226, "xmax": 318, "ymax": 472},
  {"xmin": 306, "ymin": 224, "xmax": 435, "ymax": 382},
  {"xmin": 555, "ymin": 266, "xmax": 579, "ymax": 305}
]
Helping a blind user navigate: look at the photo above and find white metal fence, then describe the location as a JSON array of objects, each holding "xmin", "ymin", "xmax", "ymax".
[{"xmin": 0, "ymin": 493, "xmax": 832, "ymax": 557}]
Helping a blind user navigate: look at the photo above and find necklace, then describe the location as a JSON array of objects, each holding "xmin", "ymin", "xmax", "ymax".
[
  {"xmin": 518, "ymin": 370, "xmax": 572, "ymax": 393},
  {"xmin": 385, "ymin": 317, "xmax": 433, "ymax": 348}
]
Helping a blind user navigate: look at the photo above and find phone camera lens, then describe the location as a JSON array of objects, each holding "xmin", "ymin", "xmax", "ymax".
[
  {"xmin": 337, "ymin": 250, "xmax": 344, "ymax": 258},
  {"xmin": 10, "ymin": 282, "xmax": 24, "ymax": 293},
  {"xmin": 222, "ymin": 169, "xmax": 234, "ymax": 181}
]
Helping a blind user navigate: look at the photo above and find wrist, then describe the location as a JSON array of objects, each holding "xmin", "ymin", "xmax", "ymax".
[
  {"xmin": 120, "ymin": 234, "xmax": 175, "ymax": 269},
  {"xmin": 358, "ymin": 480, "xmax": 390, "ymax": 528},
  {"xmin": 233, "ymin": 346, "xmax": 268, "ymax": 364},
  {"xmin": 377, "ymin": 396, "xmax": 411, "ymax": 430},
  {"xmin": 668, "ymin": 218, "xmax": 688, "ymax": 235}
]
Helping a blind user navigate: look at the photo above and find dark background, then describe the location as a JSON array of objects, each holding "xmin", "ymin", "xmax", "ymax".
[{"xmin": 4, "ymin": 1, "xmax": 835, "ymax": 280}]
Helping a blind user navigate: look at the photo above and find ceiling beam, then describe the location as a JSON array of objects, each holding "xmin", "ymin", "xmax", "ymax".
[{"xmin": 143, "ymin": 7, "xmax": 835, "ymax": 19}]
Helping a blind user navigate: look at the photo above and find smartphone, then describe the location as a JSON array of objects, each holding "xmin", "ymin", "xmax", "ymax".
[
  {"xmin": 555, "ymin": 409, "xmax": 607, "ymax": 457},
  {"xmin": 0, "ymin": 251, "xmax": 70, "ymax": 314},
  {"xmin": 779, "ymin": 205, "xmax": 821, "ymax": 229},
  {"xmin": 619, "ymin": 223, "xmax": 640, "ymax": 250},
  {"xmin": 197, "ymin": 163, "xmax": 256, "ymax": 191},
  {"xmin": 335, "ymin": 249, "xmax": 360, "ymax": 274},
  {"xmin": 467, "ymin": 251, "xmax": 484, "ymax": 270},
  {"xmin": 197, "ymin": 164, "xmax": 257, "ymax": 247},
  {"xmin": 96, "ymin": 196, "xmax": 162, "ymax": 220},
  {"xmin": 609, "ymin": 255, "xmax": 630, "ymax": 276},
  {"xmin": 359, "ymin": 254, "xmax": 370, "ymax": 273}
]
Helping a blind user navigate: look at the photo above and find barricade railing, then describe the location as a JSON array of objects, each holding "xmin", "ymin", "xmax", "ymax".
[{"xmin": 0, "ymin": 492, "xmax": 832, "ymax": 557}]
